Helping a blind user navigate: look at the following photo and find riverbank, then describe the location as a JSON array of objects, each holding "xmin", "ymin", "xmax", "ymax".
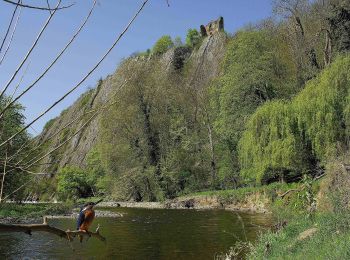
[
  {"xmin": 0, "ymin": 182, "xmax": 301, "ymax": 224},
  {"xmin": 100, "ymin": 182, "xmax": 300, "ymax": 213},
  {"xmin": 247, "ymin": 210, "xmax": 350, "ymax": 259}
]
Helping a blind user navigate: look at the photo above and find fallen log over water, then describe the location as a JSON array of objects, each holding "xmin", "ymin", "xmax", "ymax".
[{"xmin": 0, "ymin": 217, "xmax": 106, "ymax": 242}]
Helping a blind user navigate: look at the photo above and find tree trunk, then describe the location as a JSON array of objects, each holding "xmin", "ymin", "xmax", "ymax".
[
  {"xmin": 0, "ymin": 217, "xmax": 106, "ymax": 242},
  {"xmin": 324, "ymin": 29, "xmax": 332, "ymax": 66},
  {"xmin": 139, "ymin": 93, "xmax": 160, "ymax": 169}
]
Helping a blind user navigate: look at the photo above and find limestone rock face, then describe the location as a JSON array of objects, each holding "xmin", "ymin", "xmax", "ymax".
[
  {"xmin": 200, "ymin": 17, "xmax": 224, "ymax": 37},
  {"xmin": 37, "ymin": 31, "xmax": 228, "ymax": 174}
]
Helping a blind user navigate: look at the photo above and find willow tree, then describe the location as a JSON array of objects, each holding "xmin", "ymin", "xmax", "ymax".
[
  {"xmin": 293, "ymin": 55, "xmax": 350, "ymax": 160},
  {"xmin": 238, "ymin": 55, "xmax": 350, "ymax": 184},
  {"xmin": 210, "ymin": 29, "xmax": 296, "ymax": 184},
  {"xmin": 238, "ymin": 101, "xmax": 306, "ymax": 184}
]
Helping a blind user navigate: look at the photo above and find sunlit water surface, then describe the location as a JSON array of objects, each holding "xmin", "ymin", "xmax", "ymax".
[{"xmin": 0, "ymin": 207, "xmax": 272, "ymax": 259}]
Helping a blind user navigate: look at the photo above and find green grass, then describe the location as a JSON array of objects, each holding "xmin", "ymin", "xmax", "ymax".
[
  {"xmin": 249, "ymin": 211, "xmax": 350, "ymax": 259},
  {"xmin": 181, "ymin": 182, "xmax": 301, "ymax": 205},
  {"xmin": 0, "ymin": 203, "xmax": 72, "ymax": 219}
]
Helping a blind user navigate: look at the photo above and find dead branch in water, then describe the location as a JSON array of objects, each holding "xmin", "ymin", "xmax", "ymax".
[{"xmin": 0, "ymin": 217, "xmax": 106, "ymax": 242}]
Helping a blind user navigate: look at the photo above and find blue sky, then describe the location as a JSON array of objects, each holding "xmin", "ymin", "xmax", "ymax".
[{"xmin": 0, "ymin": 0, "xmax": 273, "ymax": 135}]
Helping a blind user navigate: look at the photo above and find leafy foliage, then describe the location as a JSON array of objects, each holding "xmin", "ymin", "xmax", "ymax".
[
  {"xmin": 239, "ymin": 55, "xmax": 350, "ymax": 183},
  {"xmin": 56, "ymin": 166, "xmax": 93, "ymax": 200},
  {"xmin": 152, "ymin": 35, "xmax": 174, "ymax": 55},
  {"xmin": 185, "ymin": 29, "xmax": 201, "ymax": 48},
  {"xmin": 0, "ymin": 96, "xmax": 30, "ymax": 201},
  {"xmin": 329, "ymin": 1, "xmax": 350, "ymax": 53},
  {"xmin": 210, "ymin": 30, "xmax": 297, "ymax": 184}
]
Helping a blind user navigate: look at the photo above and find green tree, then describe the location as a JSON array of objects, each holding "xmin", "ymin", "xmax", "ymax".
[
  {"xmin": 238, "ymin": 101, "xmax": 306, "ymax": 184},
  {"xmin": 328, "ymin": 0, "xmax": 350, "ymax": 53},
  {"xmin": 152, "ymin": 35, "xmax": 174, "ymax": 55},
  {"xmin": 56, "ymin": 166, "xmax": 93, "ymax": 200},
  {"xmin": 0, "ymin": 96, "xmax": 30, "ymax": 202},
  {"xmin": 238, "ymin": 55, "xmax": 350, "ymax": 184},
  {"xmin": 186, "ymin": 29, "xmax": 201, "ymax": 48},
  {"xmin": 210, "ymin": 30, "xmax": 296, "ymax": 184},
  {"xmin": 86, "ymin": 148, "xmax": 106, "ymax": 196}
]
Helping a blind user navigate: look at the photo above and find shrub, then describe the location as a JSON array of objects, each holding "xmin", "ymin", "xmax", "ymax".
[
  {"xmin": 56, "ymin": 166, "xmax": 93, "ymax": 201},
  {"xmin": 185, "ymin": 29, "xmax": 201, "ymax": 48},
  {"xmin": 152, "ymin": 35, "xmax": 174, "ymax": 55}
]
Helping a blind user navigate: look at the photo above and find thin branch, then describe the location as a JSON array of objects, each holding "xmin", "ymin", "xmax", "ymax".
[
  {"xmin": 8, "ymin": 105, "xmax": 98, "ymax": 164},
  {"xmin": 0, "ymin": 0, "xmax": 20, "ymax": 54},
  {"xmin": 0, "ymin": 0, "xmax": 149, "ymax": 149},
  {"xmin": 13, "ymin": 80, "xmax": 123, "ymax": 166},
  {"xmin": 1, "ymin": 111, "xmax": 98, "ymax": 200},
  {"xmin": 0, "ymin": 2, "xmax": 22, "ymax": 65},
  {"xmin": 279, "ymin": 174, "xmax": 326, "ymax": 198},
  {"xmin": 7, "ymin": 61, "xmax": 30, "ymax": 104},
  {"xmin": 0, "ymin": 0, "xmax": 97, "ymax": 117},
  {"xmin": 9, "ymin": 105, "xmax": 96, "ymax": 164},
  {"xmin": 0, "ymin": 149, "xmax": 8, "ymax": 203},
  {"xmin": 46, "ymin": 0, "xmax": 52, "ymax": 15},
  {"xmin": 2, "ymin": 80, "xmax": 128, "ymax": 200},
  {"xmin": 2, "ymin": 0, "xmax": 74, "ymax": 11},
  {"xmin": 20, "ymin": 79, "xmax": 127, "ymax": 170},
  {"xmin": 25, "ymin": 113, "xmax": 97, "ymax": 170},
  {"xmin": 0, "ymin": 0, "xmax": 61, "ymax": 101}
]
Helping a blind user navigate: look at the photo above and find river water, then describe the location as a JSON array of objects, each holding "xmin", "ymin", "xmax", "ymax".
[{"xmin": 0, "ymin": 207, "xmax": 271, "ymax": 259}]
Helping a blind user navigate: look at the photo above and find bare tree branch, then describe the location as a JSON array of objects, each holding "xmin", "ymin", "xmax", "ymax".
[
  {"xmin": 0, "ymin": 0, "xmax": 150, "ymax": 149},
  {"xmin": 0, "ymin": 0, "xmax": 97, "ymax": 117},
  {"xmin": 0, "ymin": 0, "xmax": 61, "ymax": 101},
  {"xmin": 46, "ymin": 0, "xmax": 53, "ymax": 14},
  {"xmin": 8, "ymin": 104, "xmax": 98, "ymax": 164},
  {"xmin": 0, "ymin": 217, "xmax": 106, "ymax": 242},
  {"xmin": 20, "ymin": 79, "xmax": 127, "ymax": 171},
  {"xmin": 0, "ymin": 0, "xmax": 20, "ymax": 54},
  {"xmin": 2, "ymin": 0, "xmax": 74, "ymax": 11},
  {"xmin": 1, "ymin": 79, "xmax": 128, "ymax": 200},
  {"xmin": 0, "ymin": 1, "xmax": 22, "ymax": 65}
]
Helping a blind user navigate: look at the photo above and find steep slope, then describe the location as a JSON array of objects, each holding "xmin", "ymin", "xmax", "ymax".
[{"xmin": 36, "ymin": 32, "xmax": 228, "ymax": 174}]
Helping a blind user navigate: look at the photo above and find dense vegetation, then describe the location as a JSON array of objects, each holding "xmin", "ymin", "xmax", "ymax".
[
  {"xmin": 239, "ymin": 56, "xmax": 350, "ymax": 184},
  {"xmin": 0, "ymin": 0, "xmax": 349, "ymax": 258},
  {"xmin": 0, "ymin": 96, "xmax": 30, "ymax": 202},
  {"xmin": 15, "ymin": 0, "xmax": 346, "ymax": 203}
]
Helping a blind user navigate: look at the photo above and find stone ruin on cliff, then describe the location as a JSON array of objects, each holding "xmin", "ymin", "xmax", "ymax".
[{"xmin": 200, "ymin": 17, "xmax": 224, "ymax": 37}]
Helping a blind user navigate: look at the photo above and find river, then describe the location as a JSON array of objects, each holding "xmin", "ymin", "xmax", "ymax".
[{"xmin": 0, "ymin": 207, "xmax": 272, "ymax": 259}]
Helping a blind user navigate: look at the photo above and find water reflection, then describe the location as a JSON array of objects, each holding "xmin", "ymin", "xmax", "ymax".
[{"xmin": 0, "ymin": 208, "xmax": 272, "ymax": 259}]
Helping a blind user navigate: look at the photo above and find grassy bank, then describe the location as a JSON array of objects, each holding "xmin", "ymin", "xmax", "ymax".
[
  {"xmin": 178, "ymin": 182, "xmax": 307, "ymax": 213},
  {"xmin": 248, "ymin": 211, "xmax": 350, "ymax": 259},
  {"xmin": 184, "ymin": 182, "xmax": 301, "ymax": 203},
  {"xmin": 0, "ymin": 203, "xmax": 72, "ymax": 220}
]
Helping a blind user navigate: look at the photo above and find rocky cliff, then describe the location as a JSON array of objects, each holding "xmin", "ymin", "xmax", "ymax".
[{"xmin": 36, "ymin": 31, "xmax": 228, "ymax": 174}]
